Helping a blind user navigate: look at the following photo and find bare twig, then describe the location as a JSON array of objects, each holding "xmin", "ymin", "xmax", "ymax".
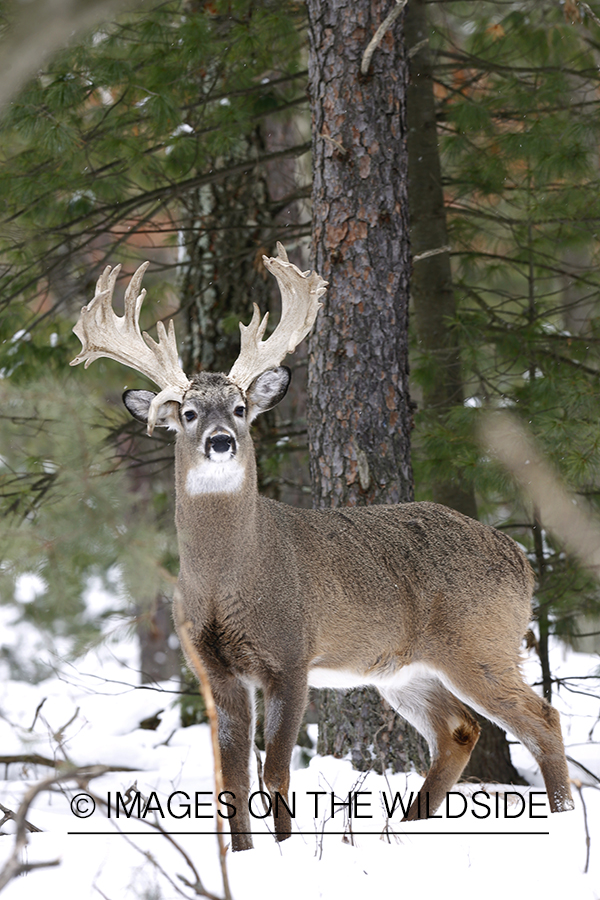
[
  {"xmin": 413, "ymin": 245, "xmax": 452, "ymax": 263},
  {"xmin": 579, "ymin": 1, "xmax": 600, "ymax": 29},
  {"xmin": 53, "ymin": 707, "xmax": 81, "ymax": 743},
  {"xmin": 361, "ymin": 0, "xmax": 408, "ymax": 75},
  {"xmin": 573, "ymin": 779, "xmax": 591, "ymax": 873},
  {"xmin": 28, "ymin": 698, "xmax": 47, "ymax": 731},
  {"xmin": 319, "ymin": 132, "xmax": 347, "ymax": 156},
  {"xmin": 567, "ymin": 755, "xmax": 600, "ymax": 786},
  {"xmin": 0, "ymin": 802, "xmax": 41, "ymax": 834},
  {"xmin": 408, "ymin": 37, "xmax": 429, "ymax": 60},
  {"xmin": 104, "ymin": 821, "xmax": 218, "ymax": 900},
  {"xmin": 81, "ymin": 785, "xmax": 224, "ymax": 900}
]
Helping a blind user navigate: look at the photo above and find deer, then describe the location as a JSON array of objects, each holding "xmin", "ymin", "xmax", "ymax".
[{"xmin": 71, "ymin": 244, "xmax": 574, "ymax": 850}]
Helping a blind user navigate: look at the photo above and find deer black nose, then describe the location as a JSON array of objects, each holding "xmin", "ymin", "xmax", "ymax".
[{"xmin": 207, "ymin": 432, "xmax": 235, "ymax": 456}]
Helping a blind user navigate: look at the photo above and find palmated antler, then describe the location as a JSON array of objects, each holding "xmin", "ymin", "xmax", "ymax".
[
  {"xmin": 71, "ymin": 247, "xmax": 326, "ymax": 433},
  {"xmin": 70, "ymin": 261, "xmax": 191, "ymax": 434},
  {"xmin": 227, "ymin": 242, "xmax": 327, "ymax": 391}
]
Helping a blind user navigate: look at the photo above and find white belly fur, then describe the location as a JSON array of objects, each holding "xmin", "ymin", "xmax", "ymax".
[{"xmin": 307, "ymin": 660, "xmax": 437, "ymax": 690}]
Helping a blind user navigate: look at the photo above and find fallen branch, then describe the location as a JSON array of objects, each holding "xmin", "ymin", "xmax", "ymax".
[
  {"xmin": 0, "ymin": 754, "xmax": 60, "ymax": 769},
  {"xmin": 0, "ymin": 802, "xmax": 41, "ymax": 834},
  {"xmin": 0, "ymin": 765, "xmax": 111, "ymax": 893},
  {"xmin": 0, "ymin": 754, "xmax": 135, "ymax": 773}
]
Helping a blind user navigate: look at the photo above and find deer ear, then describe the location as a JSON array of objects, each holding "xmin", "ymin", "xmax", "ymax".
[
  {"xmin": 246, "ymin": 367, "xmax": 291, "ymax": 422},
  {"xmin": 123, "ymin": 389, "xmax": 182, "ymax": 433}
]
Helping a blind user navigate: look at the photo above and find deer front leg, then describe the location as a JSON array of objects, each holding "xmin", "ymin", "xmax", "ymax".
[
  {"xmin": 262, "ymin": 675, "xmax": 308, "ymax": 843},
  {"xmin": 212, "ymin": 676, "xmax": 255, "ymax": 852}
]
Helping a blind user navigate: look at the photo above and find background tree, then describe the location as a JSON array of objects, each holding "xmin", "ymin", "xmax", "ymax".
[
  {"xmin": 407, "ymin": 0, "xmax": 476, "ymax": 518},
  {"xmin": 406, "ymin": 0, "xmax": 522, "ymax": 784},
  {"xmin": 412, "ymin": 0, "xmax": 600, "ymax": 697}
]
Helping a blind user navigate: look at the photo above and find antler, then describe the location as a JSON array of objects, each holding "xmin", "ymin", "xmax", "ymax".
[
  {"xmin": 70, "ymin": 261, "xmax": 191, "ymax": 434},
  {"xmin": 227, "ymin": 242, "xmax": 327, "ymax": 392}
]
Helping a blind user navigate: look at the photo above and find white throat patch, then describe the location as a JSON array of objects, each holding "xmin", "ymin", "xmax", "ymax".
[{"xmin": 185, "ymin": 458, "xmax": 245, "ymax": 496}]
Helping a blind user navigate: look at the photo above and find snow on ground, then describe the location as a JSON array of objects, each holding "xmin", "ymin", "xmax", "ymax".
[{"xmin": 0, "ymin": 623, "xmax": 598, "ymax": 900}]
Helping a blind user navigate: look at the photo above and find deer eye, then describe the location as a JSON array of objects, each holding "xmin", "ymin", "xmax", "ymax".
[
  {"xmin": 183, "ymin": 410, "xmax": 197, "ymax": 422},
  {"xmin": 234, "ymin": 405, "xmax": 246, "ymax": 418}
]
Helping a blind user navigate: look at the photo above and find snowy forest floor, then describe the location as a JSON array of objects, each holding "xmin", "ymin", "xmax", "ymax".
[{"xmin": 0, "ymin": 592, "xmax": 598, "ymax": 900}]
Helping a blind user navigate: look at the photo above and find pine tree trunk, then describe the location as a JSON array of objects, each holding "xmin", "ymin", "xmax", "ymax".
[
  {"xmin": 306, "ymin": 0, "xmax": 429, "ymax": 774},
  {"xmin": 406, "ymin": 0, "xmax": 524, "ymax": 786}
]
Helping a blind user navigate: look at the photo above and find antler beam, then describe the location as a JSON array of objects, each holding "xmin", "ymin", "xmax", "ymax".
[{"xmin": 228, "ymin": 243, "xmax": 327, "ymax": 392}]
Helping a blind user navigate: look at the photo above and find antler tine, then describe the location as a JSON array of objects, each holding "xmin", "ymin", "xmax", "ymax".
[
  {"xmin": 97, "ymin": 263, "xmax": 121, "ymax": 304},
  {"xmin": 123, "ymin": 259, "xmax": 150, "ymax": 337},
  {"xmin": 227, "ymin": 242, "xmax": 327, "ymax": 391},
  {"xmin": 71, "ymin": 261, "xmax": 191, "ymax": 434}
]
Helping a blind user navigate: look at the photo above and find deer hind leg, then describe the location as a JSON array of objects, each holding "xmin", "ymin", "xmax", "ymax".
[
  {"xmin": 379, "ymin": 677, "xmax": 481, "ymax": 820},
  {"xmin": 262, "ymin": 674, "xmax": 308, "ymax": 843},
  {"xmin": 439, "ymin": 661, "xmax": 574, "ymax": 813}
]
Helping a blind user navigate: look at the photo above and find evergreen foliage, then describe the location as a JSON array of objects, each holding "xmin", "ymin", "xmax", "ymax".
[
  {"xmin": 0, "ymin": 0, "xmax": 306, "ymax": 346},
  {"xmin": 0, "ymin": 375, "xmax": 176, "ymax": 677}
]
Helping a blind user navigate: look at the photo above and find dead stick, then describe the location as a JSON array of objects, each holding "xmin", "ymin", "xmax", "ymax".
[
  {"xmin": 0, "ymin": 754, "xmax": 134, "ymax": 772},
  {"xmin": 361, "ymin": 0, "xmax": 408, "ymax": 75},
  {"xmin": 573, "ymin": 779, "xmax": 591, "ymax": 874}
]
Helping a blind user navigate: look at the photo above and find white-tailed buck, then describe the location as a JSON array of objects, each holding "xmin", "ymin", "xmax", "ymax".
[{"xmin": 71, "ymin": 244, "xmax": 573, "ymax": 850}]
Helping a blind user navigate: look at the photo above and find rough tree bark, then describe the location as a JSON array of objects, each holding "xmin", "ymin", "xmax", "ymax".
[
  {"xmin": 406, "ymin": 0, "xmax": 524, "ymax": 785},
  {"xmin": 306, "ymin": 0, "xmax": 429, "ymax": 774}
]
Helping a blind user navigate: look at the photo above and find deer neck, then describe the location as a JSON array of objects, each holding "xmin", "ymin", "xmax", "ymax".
[{"xmin": 174, "ymin": 443, "xmax": 260, "ymax": 596}]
